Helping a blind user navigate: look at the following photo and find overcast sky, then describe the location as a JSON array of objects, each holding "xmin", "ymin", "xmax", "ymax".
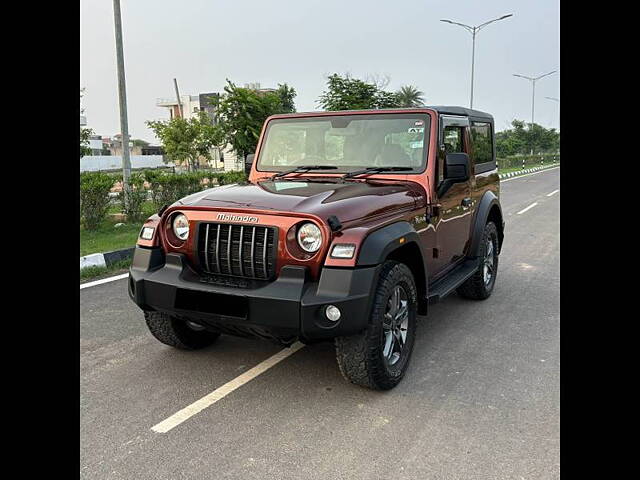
[{"xmin": 80, "ymin": 0, "xmax": 559, "ymax": 143}]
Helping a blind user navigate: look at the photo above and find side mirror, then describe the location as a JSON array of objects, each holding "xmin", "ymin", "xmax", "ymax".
[
  {"xmin": 244, "ymin": 153, "xmax": 255, "ymax": 176},
  {"xmin": 444, "ymin": 152, "xmax": 470, "ymax": 182},
  {"xmin": 438, "ymin": 152, "xmax": 470, "ymax": 197}
]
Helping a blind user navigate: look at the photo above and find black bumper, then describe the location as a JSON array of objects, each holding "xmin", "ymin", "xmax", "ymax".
[{"xmin": 128, "ymin": 247, "xmax": 378, "ymax": 344}]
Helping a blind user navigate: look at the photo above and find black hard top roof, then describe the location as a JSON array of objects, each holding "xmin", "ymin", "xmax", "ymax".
[{"xmin": 427, "ymin": 105, "xmax": 493, "ymax": 120}]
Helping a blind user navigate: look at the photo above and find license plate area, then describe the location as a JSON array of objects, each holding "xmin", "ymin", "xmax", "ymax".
[{"xmin": 174, "ymin": 288, "xmax": 248, "ymax": 319}]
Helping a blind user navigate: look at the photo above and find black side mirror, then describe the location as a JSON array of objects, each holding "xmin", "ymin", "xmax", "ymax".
[
  {"xmin": 244, "ymin": 153, "xmax": 255, "ymax": 176},
  {"xmin": 438, "ymin": 152, "xmax": 470, "ymax": 197},
  {"xmin": 444, "ymin": 152, "xmax": 470, "ymax": 181}
]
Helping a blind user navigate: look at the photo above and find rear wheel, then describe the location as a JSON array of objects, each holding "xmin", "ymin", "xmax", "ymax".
[
  {"xmin": 457, "ymin": 221, "xmax": 499, "ymax": 300},
  {"xmin": 335, "ymin": 261, "xmax": 418, "ymax": 390},
  {"xmin": 144, "ymin": 311, "xmax": 220, "ymax": 350}
]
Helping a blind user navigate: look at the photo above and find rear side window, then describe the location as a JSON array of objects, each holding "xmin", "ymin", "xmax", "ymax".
[{"xmin": 470, "ymin": 122, "xmax": 494, "ymax": 170}]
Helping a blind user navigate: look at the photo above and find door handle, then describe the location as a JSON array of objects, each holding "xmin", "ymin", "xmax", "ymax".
[{"xmin": 461, "ymin": 197, "xmax": 472, "ymax": 208}]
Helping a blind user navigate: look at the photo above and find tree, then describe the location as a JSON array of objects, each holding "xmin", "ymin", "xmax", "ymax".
[
  {"xmin": 213, "ymin": 80, "xmax": 297, "ymax": 159},
  {"xmin": 397, "ymin": 85, "xmax": 425, "ymax": 107},
  {"xmin": 80, "ymin": 127, "xmax": 94, "ymax": 158},
  {"xmin": 146, "ymin": 111, "xmax": 221, "ymax": 171},
  {"xmin": 495, "ymin": 119, "xmax": 560, "ymax": 157},
  {"xmin": 317, "ymin": 74, "xmax": 401, "ymax": 111},
  {"xmin": 80, "ymin": 87, "xmax": 93, "ymax": 158}
]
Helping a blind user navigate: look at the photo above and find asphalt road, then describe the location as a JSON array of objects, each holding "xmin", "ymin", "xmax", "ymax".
[{"xmin": 80, "ymin": 167, "xmax": 560, "ymax": 480}]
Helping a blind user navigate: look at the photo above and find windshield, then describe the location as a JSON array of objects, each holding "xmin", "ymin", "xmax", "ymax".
[{"xmin": 256, "ymin": 113, "xmax": 431, "ymax": 173}]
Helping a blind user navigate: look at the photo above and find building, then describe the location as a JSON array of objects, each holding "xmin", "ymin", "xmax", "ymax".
[{"xmin": 154, "ymin": 83, "xmax": 275, "ymax": 172}]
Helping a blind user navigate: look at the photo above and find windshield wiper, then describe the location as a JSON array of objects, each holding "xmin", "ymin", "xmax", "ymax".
[
  {"xmin": 342, "ymin": 166, "xmax": 412, "ymax": 179},
  {"xmin": 271, "ymin": 165, "xmax": 338, "ymax": 179}
]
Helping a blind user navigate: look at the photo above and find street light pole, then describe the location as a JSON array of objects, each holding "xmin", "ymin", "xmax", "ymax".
[
  {"xmin": 112, "ymin": 0, "xmax": 131, "ymax": 209},
  {"xmin": 545, "ymin": 96, "xmax": 560, "ymax": 131},
  {"xmin": 441, "ymin": 14, "xmax": 513, "ymax": 109},
  {"xmin": 513, "ymin": 71, "xmax": 557, "ymax": 125}
]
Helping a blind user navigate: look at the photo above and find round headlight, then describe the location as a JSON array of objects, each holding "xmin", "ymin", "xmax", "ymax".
[
  {"xmin": 172, "ymin": 213, "xmax": 189, "ymax": 241},
  {"xmin": 297, "ymin": 222, "xmax": 322, "ymax": 253}
]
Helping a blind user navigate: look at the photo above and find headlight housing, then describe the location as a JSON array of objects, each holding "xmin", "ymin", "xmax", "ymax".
[
  {"xmin": 297, "ymin": 222, "xmax": 322, "ymax": 253},
  {"xmin": 172, "ymin": 213, "xmax": 189, "ymax": 241}
]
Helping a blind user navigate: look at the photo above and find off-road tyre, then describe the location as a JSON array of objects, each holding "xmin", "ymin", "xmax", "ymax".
[
  {"xmin": 335, "ymin": 260, "xmax": 418, "ymax": 390},
  {"xmin": 144, "ymin": 311, "xmax": 220, "ymax": 350},
  {"xmin": 457, "ymin": 221, "xmax": 499, "ymax": 300}
]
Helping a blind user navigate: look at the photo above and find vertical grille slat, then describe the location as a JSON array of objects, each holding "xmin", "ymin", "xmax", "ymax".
[
  {"xmin": 214, "ymin": 224, "xmax": 221, "ymax": 273},
  {"xmin": 250, "ymin": 227, "xmax": 256, "ymax": 277},
  {"xmin": 199, "ymin": 222, "xmax": 277, "ymax": 280},
  {"xmin": 262, "ymin": 227, "xmax": 268, "ymax": 279},
  {"xmin": 204, "ymin": 224, "xmax": 210, "ymax": 271}
]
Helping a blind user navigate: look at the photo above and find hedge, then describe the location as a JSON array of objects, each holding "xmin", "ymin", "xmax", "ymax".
[
  {"xmin": 80, "ymin": 171, "xmax": 117, "ymax": 230},
  {"xmin": 141, "ymin": 169, "xmax": 248, "ymax": 211},
  {"xmin": 497, "ymin": 154, "xmax": 560, "ymax": 170}
]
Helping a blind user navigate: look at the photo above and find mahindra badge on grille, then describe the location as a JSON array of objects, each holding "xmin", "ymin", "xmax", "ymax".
[{"xmin": 216, "ymin": 213, "xmax": 259, "ymax": 223}]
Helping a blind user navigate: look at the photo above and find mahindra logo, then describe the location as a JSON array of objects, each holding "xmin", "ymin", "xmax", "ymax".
[{"xmin": 216, "ymin": 213, "xmax": 259, "ymax": 223}]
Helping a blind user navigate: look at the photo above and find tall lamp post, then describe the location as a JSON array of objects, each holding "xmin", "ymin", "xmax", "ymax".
[
  {"xmin": 545, "ymin": 96, "xmax": 560, "ymax": 131},
  {"xmin": 440, "ymin": 14, "xmax": 513, "ymax": 109},
  {"xmin": 512, "ymin": 71, "xmax": 557, "ymax": 125},
  {"xmin": 112, "ymin": 0, "xmax": 131, "ymax": 208}
]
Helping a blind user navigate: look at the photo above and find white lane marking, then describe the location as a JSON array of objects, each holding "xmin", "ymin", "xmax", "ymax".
[
  {"xmin": 151, "ymin": 342, "xmax": 306, "ymax": 433},
  {"xmin": 501, "ymin": 166, "xmax": 559, "ymax": 183},
  {"xmin": 80, "ymin": 273, "xmax": 129, "ymax": 290},
  {"xmin": 547, "ymin": 189, "xmax": 559, "ymax": 197},
  {"xmin": 517, "ymin": 202, "xmax": 538, "ymax": 215}
]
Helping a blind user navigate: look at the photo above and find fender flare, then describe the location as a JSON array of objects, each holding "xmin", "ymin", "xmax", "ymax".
[
  {"xmin": 356, "ymin": 221, "xmax": 428, "ymax": 313},
  {"xmin": 356, "ymin": 221, "xmax": 426, "ymax": 267},
  {"xmin": 468, "ymin": 191, "xmax": 504, "ymax": 258}
]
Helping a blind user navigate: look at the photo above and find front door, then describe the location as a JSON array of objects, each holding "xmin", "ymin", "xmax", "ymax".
[{"xmin": 431, "ymin": 116, "xmax": 473, "ymax": 278}]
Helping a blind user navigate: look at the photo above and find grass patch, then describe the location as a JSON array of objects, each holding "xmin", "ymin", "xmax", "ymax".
[
  {"xmin": 80, "ymin": 258, "xmax": 132, "ymax": 282},
  {"xmin": 499, "ymin": 163, "xmax": 559, "ymax": 175},
  {"xmin": 80, "ymin": 221, "xmax": 143, "ymax": 257},
  {"xmin": 81, "ymin": 201, "xmax": 157, "ymax": 256}
]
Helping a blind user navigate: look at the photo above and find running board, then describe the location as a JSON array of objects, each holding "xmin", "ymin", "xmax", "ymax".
[{"xmin": 427, "ymin": 259, "xmax": 479, "ymax": 305}]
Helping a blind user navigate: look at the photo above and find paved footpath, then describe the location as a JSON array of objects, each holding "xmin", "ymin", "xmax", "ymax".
[{"xmin": 81, "ymin": 167, "xmax": 560, "ymax": 480}]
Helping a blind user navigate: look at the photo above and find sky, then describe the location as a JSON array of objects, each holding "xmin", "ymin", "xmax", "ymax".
[{"xmin": 80, "ymin": 0, "xmax": 559, "ymax": 143}]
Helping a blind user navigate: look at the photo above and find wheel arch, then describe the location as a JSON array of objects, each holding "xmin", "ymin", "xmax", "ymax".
[
  {"xmin": 469, "ymin": 192, "xmax": 504, "ymax": 258},
  {"xmin": 357, "ymin": 221, "xmax": 428, "ymax": 314}
]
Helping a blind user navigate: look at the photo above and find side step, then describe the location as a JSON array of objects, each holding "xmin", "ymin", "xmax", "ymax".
[{"xmin": 427, "ymin": 259, "xmax": 479, "ymax": 305}]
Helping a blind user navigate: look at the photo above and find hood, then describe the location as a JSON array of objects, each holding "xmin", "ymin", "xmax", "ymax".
[{"xmin": 176, "ymin": 178, "xmax": 424, "ymax": 224}]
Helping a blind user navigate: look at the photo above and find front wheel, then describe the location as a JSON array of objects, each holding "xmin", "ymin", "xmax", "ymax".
[{"xmin": 335, "ymin": 261, "xmax": 418, "ymax": 390}]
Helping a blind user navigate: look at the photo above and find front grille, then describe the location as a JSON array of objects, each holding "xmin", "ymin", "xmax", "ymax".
[{"xmin": 197, "ymin": 223, "xmax": 277, "ymax": 280}]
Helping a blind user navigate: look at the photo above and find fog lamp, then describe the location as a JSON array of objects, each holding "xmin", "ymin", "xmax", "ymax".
[{"xmin": 325, "ymin": 305, "xmax": 341, "ymax": 322}]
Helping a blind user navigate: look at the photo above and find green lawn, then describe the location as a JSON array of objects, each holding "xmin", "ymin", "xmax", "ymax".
[
  {"xmin": 498, "ymin": 163, "xmax": 558, "ymax": 175},
  {"xmin": 81, "ymin": 201, "xmax": 158, "ymax": 257},
  {"xmin": 80, "ymin": 258, "xmax": 132, "ymax": 282}
]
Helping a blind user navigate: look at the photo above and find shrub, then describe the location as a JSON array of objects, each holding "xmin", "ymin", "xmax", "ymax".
[
  {"xmin": 497, "ymin": 154, "xmax": 560, "ymax": 170},
  {"xmin": 141, "ymin": 169, "xmax": 248, "ymax": 211},
  {"xmin": 219, "ymin": 170, "xmax": 247, "ymax": 185},
  {"xmin": 80, "ymin": 171, "xmax": 116, "ymax": 230},
  {"xmin": 118, "ymin": 172, "xmax": 148, "ymax": 223}
]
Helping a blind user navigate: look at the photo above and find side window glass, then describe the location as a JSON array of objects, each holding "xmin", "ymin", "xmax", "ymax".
[
  {"xmin": 443, "ymin": 126, "xmax": 464, "ymax": 153},
  {"xmin": 470, "ymin": 122, "xmax": 493, "ymax": 165}
]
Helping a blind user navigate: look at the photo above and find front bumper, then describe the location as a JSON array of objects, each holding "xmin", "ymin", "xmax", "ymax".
[{"xmin": 128, "ymin": 247, "xmax": 378, "ymax": 344}]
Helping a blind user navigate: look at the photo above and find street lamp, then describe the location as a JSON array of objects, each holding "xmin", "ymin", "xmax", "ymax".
[
  {"xmin": 440, "ymin": 14, "xmax": 513, "ymax": 109},
  {"xmin": 513, "ymin": 71, "xmax": 557, "ymax": 125},
  {"xmin": 545, "ymin": 96, "xmax": 560, "ymax": 131}
]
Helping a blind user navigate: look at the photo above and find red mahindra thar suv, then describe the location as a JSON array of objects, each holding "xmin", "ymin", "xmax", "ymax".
[{"xmin": 129, "ymin": 107, "xmax": 504, "ymax": 390}]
